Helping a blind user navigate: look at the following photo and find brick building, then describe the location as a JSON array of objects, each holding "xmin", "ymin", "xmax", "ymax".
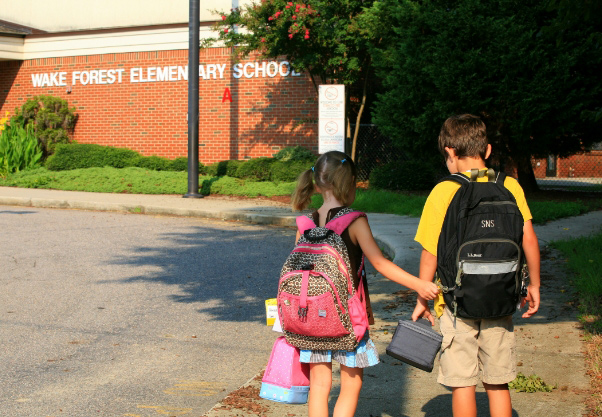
[{"xmin": 0, "ymin": 1, "xmax": 318, "ymax": 164}]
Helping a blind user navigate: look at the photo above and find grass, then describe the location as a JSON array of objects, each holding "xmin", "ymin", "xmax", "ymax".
[
  {"xmin": 0, "ymin": 167, "xmax": 599, "ymax": 223},
  {"xmin": 0, "ymin": 167, "xmax": 298, "ymax": 197},
  {"xmin": 307, "ymin": 189, "xmax": 428, "ymax": 217},
  {"xmin": 550, "ymin": 233, "xmax": 602, "ymax": 333},
  {"xmin": 508, "ymin": 373, "xmax": 556, "ymax": 393},
  {"xmin": 550, "ymin": 232, "xmax": 602, "ymax": 415}
]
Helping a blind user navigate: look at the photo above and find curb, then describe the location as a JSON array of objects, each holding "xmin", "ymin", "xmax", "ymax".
[{"xmin": 0, "ymin": 196, "xmax": 298, "ymax": 228}]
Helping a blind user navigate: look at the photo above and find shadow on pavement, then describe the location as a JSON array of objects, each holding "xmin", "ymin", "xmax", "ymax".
[
  {"xmin": 106, "ymin": 223, "xmax": 296, "ymax": 322},
  {"xmin": 421, "ymin": 392, "xmax": 519, "ymax": 417}
]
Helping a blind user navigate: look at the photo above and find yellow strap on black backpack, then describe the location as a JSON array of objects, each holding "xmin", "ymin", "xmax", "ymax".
[{"xmin": 469, "ymin": 168, "xmax": 495, "ymax": 182}]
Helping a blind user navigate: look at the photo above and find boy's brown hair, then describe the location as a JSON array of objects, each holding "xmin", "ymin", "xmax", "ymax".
[{"xmin": 438, "ymin": 114, "xmax": 489, "ymax": 160}]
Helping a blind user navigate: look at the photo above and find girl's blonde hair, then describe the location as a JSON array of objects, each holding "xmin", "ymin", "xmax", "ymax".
[{"xmin": 291, "ymin": 151, "xmax": 357, "ymax": 211}]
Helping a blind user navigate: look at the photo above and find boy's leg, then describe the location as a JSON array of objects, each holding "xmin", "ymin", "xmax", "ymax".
[
  {"xmin": 308, "ymin": 362, "xmax": 332, "ymax": 417},
  {"xmin": 483, "ymin": 383, "xmax": 512, "ymax": 417},
  {"xmin": 451, "ymin": 386, "xmax": 477, "ymax": 417},
  {"xmin": 333, "ymin": 364, "xmax": 363, "ymax": 417},
  {"xmin": 479, "ymin": 316, "xmax": 516, "ymax": 417},
  {"xmin": 438, "ymin": 309, "xmax": 480, "ymax": 417}
]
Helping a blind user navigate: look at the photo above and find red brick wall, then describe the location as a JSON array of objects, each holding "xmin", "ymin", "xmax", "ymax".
[
  {"xmin": 532, "ymin": 151, "xmax": 602, "ymax": 178},
  {"xmin": 0, "ymin": 48, "xmax": 318, "ymax": 164}
]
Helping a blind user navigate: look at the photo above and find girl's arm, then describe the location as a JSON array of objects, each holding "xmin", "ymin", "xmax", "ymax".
[{"xmin": 348, "ymin": 217, "xmax": 439, "ymax": 300}]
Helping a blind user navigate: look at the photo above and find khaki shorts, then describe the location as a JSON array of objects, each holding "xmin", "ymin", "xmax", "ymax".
[{"xmin": 438, "ymin": 307, "xmax": 516, "ymax": 387}]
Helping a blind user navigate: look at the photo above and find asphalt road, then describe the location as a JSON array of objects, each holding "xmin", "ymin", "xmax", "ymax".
[{"xmin": 0, "ymin": 207, "xmax": 296, "ymax": 417}]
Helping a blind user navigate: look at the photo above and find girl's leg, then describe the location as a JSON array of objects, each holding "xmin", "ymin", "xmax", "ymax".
[
  {"xmin": 451, "ymin": 386, "xmax": 477, "ymax": 417},
  {"xmin": 333, "ymin": 364, "xmax": 363, "ymax": 417},
  {"xmin": 483, "ymin": 383, "xmax": 512, "ymax": 417},
  {"xmin": 308, "ymin": 362, "xmax": 332, "ymax": 417}
]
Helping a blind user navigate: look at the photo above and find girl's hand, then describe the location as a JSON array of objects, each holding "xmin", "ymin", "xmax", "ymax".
[{"xmin": 416, "ymin": 280, "xmax": 439, "ymax": 300}]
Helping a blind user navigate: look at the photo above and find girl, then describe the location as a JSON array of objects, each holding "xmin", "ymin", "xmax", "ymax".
[{"xmin": 291, "ymin": 151, "xmax": 439, "ymax": 417}]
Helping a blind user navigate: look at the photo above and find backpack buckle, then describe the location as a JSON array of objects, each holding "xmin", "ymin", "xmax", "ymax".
[{"xmin": 298, "ymin": 306, "xmax": 308, "ymax": 319}]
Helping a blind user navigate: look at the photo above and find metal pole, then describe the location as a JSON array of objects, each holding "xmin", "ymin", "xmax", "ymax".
[{"xmin": 184, "ymin": 0, "xmax": 203, "ymax": 198}]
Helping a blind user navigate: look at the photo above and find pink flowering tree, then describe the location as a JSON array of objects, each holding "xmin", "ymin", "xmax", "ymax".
[{"xmin": 202, "ymin": 0, "xmax": 377, "ymax": 160}]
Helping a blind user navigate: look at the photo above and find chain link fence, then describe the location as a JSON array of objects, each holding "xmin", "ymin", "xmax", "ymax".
[
  {"xmin": 350, "ymin": 125, "xmax": 602, "ymax": 191},
  {"xmin": 349, "ymin": 124, "xmax": 399, "ymax": 182},
  {"xmin": 533, "ymin": 142, "xmax": 602, "ymax": 192}
]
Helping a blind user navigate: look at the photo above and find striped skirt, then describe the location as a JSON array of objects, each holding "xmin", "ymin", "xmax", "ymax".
[{"xmin": 299, "ymin": 332, "xmax": 380, "ymax": 368}]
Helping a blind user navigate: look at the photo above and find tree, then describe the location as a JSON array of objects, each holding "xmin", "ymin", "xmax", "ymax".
[
  {"xmin": 367, "ymin": 0, "xmax": 602, "ymax": 193},
  {"xmin": 202, "ymin": 0, "xmax": 377, "ymax": 160},
  {"xmin": 12, "ymin": 95, "xmax": 77, "ymax": 156}
]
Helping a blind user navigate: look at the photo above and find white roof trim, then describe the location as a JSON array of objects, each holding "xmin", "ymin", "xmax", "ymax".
[
  {"xmin": 0, "ymin": 36, "xmax": 25, "ymax": 61},
  {"xmin": 1, "ymin": 26, "xmax": 220, "ymax": 61}
]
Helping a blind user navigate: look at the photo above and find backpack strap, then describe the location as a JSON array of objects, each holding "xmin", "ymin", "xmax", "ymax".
[
  {"xmin": 439, "ymin": 173, "xmax": 469, "ymax": 186},
  {"xmin": 325, "ymin": 211, "xmax": 367, "ymax": 235},
  {"xmin": 296, "ymin": 215, "xmax": 317, "ymax": 235},
  {"xmin": 495, "ymin": 170, "xmax": 507, "ymax": 184}
]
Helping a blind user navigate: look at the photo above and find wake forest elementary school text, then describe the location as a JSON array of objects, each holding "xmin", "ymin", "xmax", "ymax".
[{"xmin": 30, "ymin": 60, "xmax": 302, "ymax": 87}]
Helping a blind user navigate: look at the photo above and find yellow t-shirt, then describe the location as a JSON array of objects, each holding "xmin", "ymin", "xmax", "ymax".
[{"xmin": 415, "ymin": 170, "xmax": 532, "ymax": 257}]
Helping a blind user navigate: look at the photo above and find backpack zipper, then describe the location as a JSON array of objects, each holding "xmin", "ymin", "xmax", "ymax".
[
  {"xmin": 279, "ymin": 270, "xmax": 347, "ymax": 314},
  {"xmin": 444, "ymin": 238, "xmax": 522, "ymax": 318},
  {"xmin": 292, "ymin": 243, "xmax": 352, "ymax": 291}
]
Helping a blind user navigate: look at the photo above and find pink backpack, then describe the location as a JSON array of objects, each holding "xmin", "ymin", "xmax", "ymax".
[
  {"xmin": 277, "ymin": 208, "xmax": 369, "ymax": 351},
  {"xmin": 260, "ymin": 336, "xmax": 310, "ymax": 404}
]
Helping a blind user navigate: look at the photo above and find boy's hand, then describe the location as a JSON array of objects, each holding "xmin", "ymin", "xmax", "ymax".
[
  {"xmin": 411, "ymin": 297, "xmax": 435, "ymax": 326},
  {"xmin": 416, "ymin": 280, "xmax": 439, "ymax": 300},
  {"xmin": 521, "ymin": 285, "xmax": 540, "ymax": 318}
]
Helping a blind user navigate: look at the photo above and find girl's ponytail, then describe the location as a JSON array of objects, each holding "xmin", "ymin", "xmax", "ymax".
[{"xmin": 291, "ymin": 168, "xmax": 314, "ymax": 211}]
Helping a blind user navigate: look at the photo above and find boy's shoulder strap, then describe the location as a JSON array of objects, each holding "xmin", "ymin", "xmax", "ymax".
[
  {"xmin": 296, "ymin": 215, "xmax": 317, "ymax": 235},
  {"xmin": 439, "ymin": 173, "xmax": 470, "ymax": 186},
  {"xmin": 325, "ymin": 209, "xmax": 367, "ymax": 235},
  {"xmin": 495, "ymin": 170, "xmax": 507, "ymax": 184}
]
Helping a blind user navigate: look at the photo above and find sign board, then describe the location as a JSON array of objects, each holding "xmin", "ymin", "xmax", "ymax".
[{"xmin": 318, "ymin": 85, "xmax": 345, "ymax": 154}]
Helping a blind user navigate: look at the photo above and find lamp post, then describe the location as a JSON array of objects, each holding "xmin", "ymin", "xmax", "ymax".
[{"xmin": 184, "ymin": 0, "xmax": 203, "ymax": 198}]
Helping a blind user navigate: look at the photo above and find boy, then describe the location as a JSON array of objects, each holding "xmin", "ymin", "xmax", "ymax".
[{"xmin": 411, "ymin": 114, "xmax": 541, "ymax": 417}]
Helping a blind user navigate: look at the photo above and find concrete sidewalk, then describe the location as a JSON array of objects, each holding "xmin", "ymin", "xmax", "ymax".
[{"xmin": 0, "ymin": 186, "xmax": 600, "ymax": 416}]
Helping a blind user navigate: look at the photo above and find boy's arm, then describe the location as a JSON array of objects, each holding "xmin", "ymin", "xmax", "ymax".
[
  {"xmin": 411, "ymin": 249, "xmax": 438, "ymax": 325},
  {"xmin": 521, "ymin": 220, "xmax": 541, "ymax": 318}
]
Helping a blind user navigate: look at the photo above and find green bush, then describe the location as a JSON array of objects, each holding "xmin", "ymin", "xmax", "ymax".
[
  {"xmin": 235, "ymin": 157, "xmax": 274, "ymax": 181},
  {"xmin": 370, "ymin": 160, "xmax": 436, "ymax": 191},
  {"xmin": 11, "ymin": 95, "xmax": 77, "ymax": 155},
  {"xmin": 132, "ymin": 155, "xmax": 172, "ymax": 171},
  {"xmin": 45, "ymin": 143, "xmax": 138, "ymax": 171},
  {"xmin": 273, "ymin": 146, "xmax": 315, "ymax": 162},
  {"xmin": 205, "ymin": 159, "xmax": 243, "ymax": 177},
  {"xmin": 271, "ymin": 159, "xmax": 313, "ymax": 182},
  {"xmin": 201, "ymin": 175, "xmax": 297, "ymax": 197},
  {"xmin": 205, "ymin": 154, "xmax": 312, "ymax": 182},
  {"xmin": 0, "ymin": 123, "xmax": 43, "ymax": 176},
  {"xmin": 44, "ymin": 143, "xmax": 201, "ymax": 172},
  {"xmin": 170, "ymin": 157, "xmax": 189, "ymax": 171}
]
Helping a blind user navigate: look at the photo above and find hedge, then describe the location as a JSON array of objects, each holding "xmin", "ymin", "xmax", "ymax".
[{"xmin": 45, "ymin": 143, "xmax": 202, "ymax": 172}]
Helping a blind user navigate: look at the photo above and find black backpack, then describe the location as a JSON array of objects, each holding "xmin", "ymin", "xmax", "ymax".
[{"xmin": 436, "ymin": 169, "xmax": 525, "ymax": 319}]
